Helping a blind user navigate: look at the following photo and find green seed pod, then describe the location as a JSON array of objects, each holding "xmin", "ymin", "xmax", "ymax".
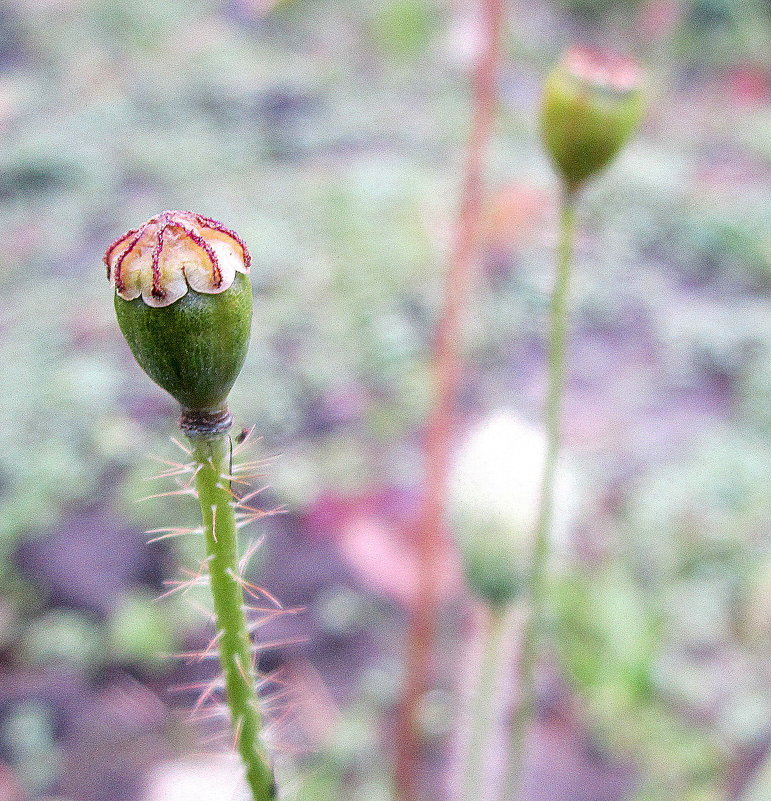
[
  {"xmin": 106, "ymin": 211, "xmax": 252, "ymax": 421},
  {"xmin": 540, "ymin": 47, "xmax": 644, "ymax": 191}
]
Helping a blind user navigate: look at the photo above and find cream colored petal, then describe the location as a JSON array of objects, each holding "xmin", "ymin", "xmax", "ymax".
[
  {"xmin": 112, "ymin": 242, "xmax": 146, "ymax": 301},
  {"xmin": 138, "ymin": 245, "xmax": 189, "ymax": 307},
  {"xmin": 141, "ymin": 279, "xmax": 188, "ymax": 307},
  {"xmin": 123, "ymin": 248, "xmax": 150, "ymax": 292},
  {"xmin": 208, "ymin": 229, "xmax": 250, "ymax": 275},
  {"xmin": 181, "ymin": 254, "xmax": 214, "ymax": 294},
  {"xmin": 185, "ymin": 258, "xmax": 236, "ymax": 294},
  {"xmin": 116, "ymin": 284, "xmax": 142, "ymax": 301},
  {"xmin": 184, "ymin": 238, "xmax": 237, "ymax": 295}
]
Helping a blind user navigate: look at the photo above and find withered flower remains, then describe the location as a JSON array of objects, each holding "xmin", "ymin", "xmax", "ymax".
[{"xmin": 105, "ymin": 210, "xmax": 251, "ymax": 308}]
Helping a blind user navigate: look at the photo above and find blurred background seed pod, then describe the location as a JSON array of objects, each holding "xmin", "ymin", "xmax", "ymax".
[{"xmin": 540, "ymin": 47, "xmax": 645, "ymax": 190}]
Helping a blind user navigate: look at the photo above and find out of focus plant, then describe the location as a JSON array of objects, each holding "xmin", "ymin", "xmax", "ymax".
[
  {"xmin": 371, "ymin": 0, "xmax": 438, "ymax": 58},
  {"xmin": 553, "ymin": 568, "xmax": 727, "ymax": 799},
  {"xmin": 394, "ymin": 3, "xmax": 505, "ymax": 799},
  {"xmin": 21, "ymin": 608, "xmax": 105, "ymax": 670},
  {"xmin": 448, "ymin": 412, "xmax": 574, "ymax": 801},
  {"xmin": 741, "ymin": 749, "xmax": 771, "ymax": 801},
  {"xmin": 551, "ymin": 423, "xmax": 771, "ymax": 796},
  {"xmin": 107, "ymin": 211, "xmax": 278, "ymax": 801},
  {"xmin": 503, "ymin": 46, "xmax": 645, "ymax": 798},
  {"xmin": 2, "ymin": 700, "xmax": 62, "ymax": 797},
  {"xmin": 108, "ymin": 591, "xmax": 177, "ymax": 669},
  {"xmin": 449, "ymin": 414, "xmax": 575, "ymax": 608},
  {"xmin": 540, "ymin": 47, "xmax": 645, "ymax": 193}
]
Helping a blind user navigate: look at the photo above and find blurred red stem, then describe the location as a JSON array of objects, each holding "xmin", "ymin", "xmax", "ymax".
[{"xmin": 394, "ymin": 3, "xmax": 504, "ymax": 800}]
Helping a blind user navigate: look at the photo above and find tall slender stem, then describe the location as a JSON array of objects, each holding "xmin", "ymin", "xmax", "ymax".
[
  {"xmin": 189, "ymin": 431, "xmax": 276, "ymax": 801},
  {"xmin": 394, "ymin": 3, "xmax": 504, "ymax": 799},
  {"xmin": 459, "ymin": 606, "xmax": 508, "ymax": 801},
  {"xmin": 502, "ymin": 186, "xmax": 578, "ymax": 800}
]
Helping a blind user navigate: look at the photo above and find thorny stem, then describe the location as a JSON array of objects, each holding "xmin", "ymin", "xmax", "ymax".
[
  {"xmin": 503, "ymin": 186, "xmax": 578, "ymax": 801},
  {"xmin": 394, "ymin": 2, "xmax": 504, "ymax": 799},
  {"xmin": 459, "ymin": 606, "xmax": 508, "ymax": 801},
  {"xmin": 189, "ymin": 430, "xmax": 276, "ymax": 801}
]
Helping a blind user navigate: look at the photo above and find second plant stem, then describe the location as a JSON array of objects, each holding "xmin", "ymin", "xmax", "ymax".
[
  {"xmin": 459, "ymin": 605, "xmax": 508, "ymax": 801},
  {"xmin": 503, "ymin": 186, "xmax": 578, "ymax": 800},
  {"xmin": 395, "ymin": 2, "xmax": 504, "ymax": 799},
  {"xmin": 190, "ymin": 431, "xmax": 276, "ymax": 801}
]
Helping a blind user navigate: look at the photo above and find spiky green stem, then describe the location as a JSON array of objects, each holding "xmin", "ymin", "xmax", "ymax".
[
  {"xmin": 459, "ymin": 605, "xmax": 508, "ymax": 801},
  {"xmin": 190, "ymin": 430, "xmax": 276, "ymax": 801},
  {"xmin": 502, "ymin": 186, "xmax": 577, "ymax": 800}
]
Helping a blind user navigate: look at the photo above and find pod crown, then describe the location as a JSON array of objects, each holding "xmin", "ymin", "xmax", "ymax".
[{"xmin": 105, "ymin": 210, "xmax": 251, "ymax": 308}]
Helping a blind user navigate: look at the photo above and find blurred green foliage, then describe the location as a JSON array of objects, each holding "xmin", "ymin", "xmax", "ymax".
[
  {"xmin": 2, "ymin": 701, "xmax": 62, "ymax": 794},
  {"xmin": 372, "ymin": 0, "xmax": 440, "ymax": 58},
  {"xmin": 0, "ymin": 0, "xmax": 768, "ymax": 797},
  {"xmin": 108, "ymin": 591, "xmax": 178, "ymax": 668}
]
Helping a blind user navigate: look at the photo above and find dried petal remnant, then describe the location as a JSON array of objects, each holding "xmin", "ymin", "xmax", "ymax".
[
  {"xmin": 105, "ymin": 211, "xmax": 251, "ymax": 308},
  {"xmin": 562, "ymin": 46, "xmax": 642, "ymax": 93}
]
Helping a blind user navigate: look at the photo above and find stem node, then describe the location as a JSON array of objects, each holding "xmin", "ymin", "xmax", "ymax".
[{"xmin": 181, "ymin": 406, "xmax": 234, "ymax": 437}]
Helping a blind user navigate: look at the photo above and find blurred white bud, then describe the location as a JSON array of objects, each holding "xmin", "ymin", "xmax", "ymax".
[
  {"xmin": 443, "ymin": 9, "xmax": 485, "ymax": 69},
  {"xmin": 448, "ymin": 412, "xmax": 576, "ymax": 606},
  {"xmin": 143, "ymin": 757, "xmax": 247, "ymax": 801}
]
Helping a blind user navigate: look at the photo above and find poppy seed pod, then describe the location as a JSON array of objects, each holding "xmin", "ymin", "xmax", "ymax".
[
  {"xmin": 540, "ymin": 47, "xmax": 644, "ymax": 191},
  {"xmin": 107, "ymin": 211, "xmax": 253, "ymax": 419}
]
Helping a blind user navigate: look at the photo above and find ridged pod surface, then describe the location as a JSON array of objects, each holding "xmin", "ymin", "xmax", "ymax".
[{"xmin": 114, "ymin": 272, "xmax": 252, "ymax": 411}]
